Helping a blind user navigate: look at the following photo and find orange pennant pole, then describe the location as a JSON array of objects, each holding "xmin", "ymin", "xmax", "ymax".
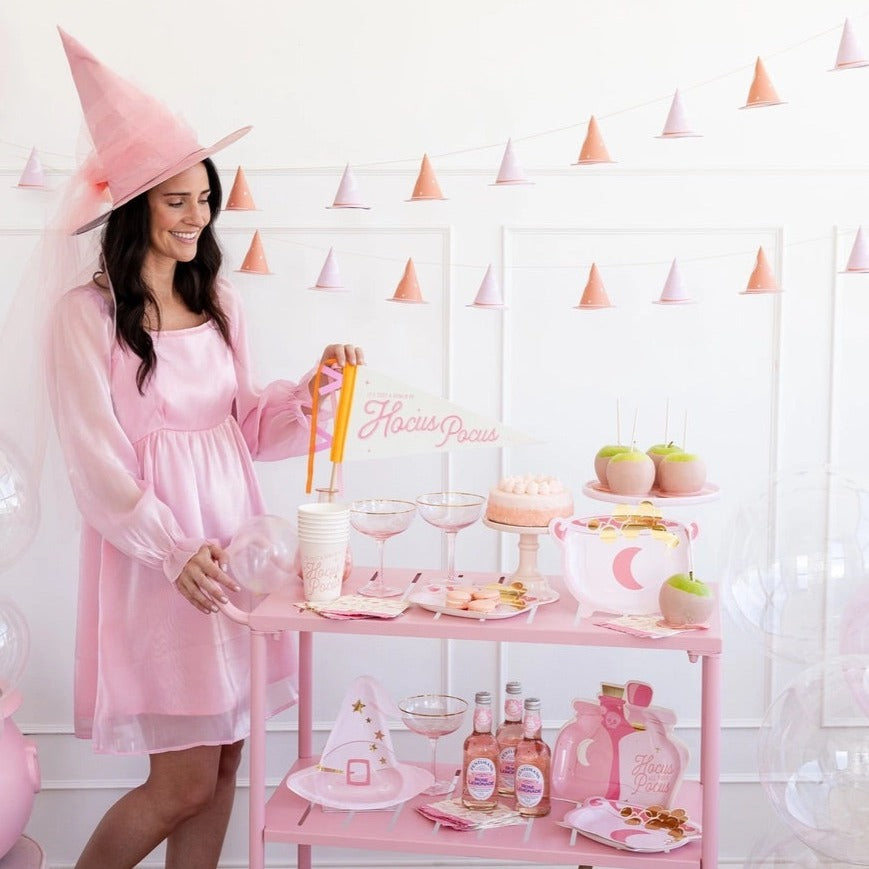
[
  {"xmin": 330, "ymin": 363, "xmax": 357, "ymax": 464},
  {"xmin": 305, "ymin": 360, "xmax": 332, "ymax": 494}
]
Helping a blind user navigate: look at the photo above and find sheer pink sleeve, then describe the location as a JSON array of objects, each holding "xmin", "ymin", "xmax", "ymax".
[
  {"xmin": 46, "ymin": 286, "xmax": 204, "ymax": 582},
  {"xmin": 221, "ymin": 281, "xmax": 327, "ymax": 462}
]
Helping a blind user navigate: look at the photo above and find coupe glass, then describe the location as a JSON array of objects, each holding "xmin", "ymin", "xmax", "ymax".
[
  {"xmin": 399, "ymin": 693, "xmax": 468, "ymax": 795},
  {"xmin": 349, "ymin": 499, "xmax": 416, "ymax": 597},
  {"xmin": 415, "ymin": 492, "xmax": 485, "ymax": 586}
]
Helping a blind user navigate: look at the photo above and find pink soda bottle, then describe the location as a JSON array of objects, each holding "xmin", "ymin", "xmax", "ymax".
[
  {"xmin": 461, "ymin": 691, "xmax": 500, "ymax": 811},
  {"xmin": 513, "ymin": 697, "xmax": 551, "ymax": 817},
  {"xmin": 495, "ymin": 680, "xmax": 523, "ymax": 795}
]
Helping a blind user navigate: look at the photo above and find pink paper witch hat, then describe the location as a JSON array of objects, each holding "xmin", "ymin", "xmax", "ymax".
[
  {"xmin": 740, "ymin": 246, "xmax": 781, "ymax": 294},
  {"xmin": 740, "ymin": 57, "xmax": 785, "ymax": 109},
  {"xmin": 407, "ymin": 154, "xmax": 446, "ymax": 201},
  {"xmin": 309, "ymin": 247, "xmax": 348, "ymax": 291},
  {"xmin": 573, "ymin": 116, "xmax": 614, "ymax": 165},
  {"xmin": 285, "ymin": 676, "xmax": 433, "ymax": 808},
  {"xmin": 388, "ymin": 258, "xmax": 426, "ymax": 303},
  {"xmin": 831, "ymin": 18, "xmax": 869, "ymax": 70},
  {"xmin": 656, "ymin": 90, "xmax": 701, "ymax": 138},
  {"xmin": 16, "ymin": 147, "xmax": 47, "ymax": 188},
  {"xmin": 58, "ymin": 28, "xmax": 250, "ymax": 234},
  {"xmin": 236, "ymin": 230, "xmax": 273, "ymax": 275},
  {"xmin": 467, "ymin": 264, "xmax": 506, "ymax": 308},
  {"xmin": 225, "ymin": 166, "xmax": 257, "ymax": 210},
  {"xmin": 328, "ymin": 164, "xmax": 370, "ymax": 209},
  {"xmin": 654, "ymin": 258, "xmax": 693, "ymax": 304},
  {"xmin": 575, "ymin": 263, "xmax": 613, "ymax": 308},
  {"xmin": 491, "ymin": 139, "xmax": 533, "ymax": 185},
  {"xmin": 842, "ymin": 227, "xmax": 869, "ymax": 273}
]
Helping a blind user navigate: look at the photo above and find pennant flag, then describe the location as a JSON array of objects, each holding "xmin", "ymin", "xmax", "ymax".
[
  {"xmin": 328, "ymin": 163, "xmax": 370, "ymax": 209},
  {"xmin": 492, "ymin": 138, "xmax": 533, "ymax": 185},
  {"xmin": 236, "ymin": 230, "xmax": 273, "ymax": 275},
  {"xmin": 387, "ymin": 258, "xmax": 426, "ymax": 303},
  {"xmin": 16, "ymin": 147, "xmax": 47, "ymax": 188},
  {"xmin": 467, "ymin": 264, "xmax": 506, "ymax": 308},
  {"xmin": 309, "ymin": 247, "xmax": 348, "ymax": 291},
  {"xmin": 831, "ymin": 18, "xmax": 869, "ymax": 70},
  {"xmin": 575, "ymin": 263, "xmax": 613, "ymax": 308},
  {"xmin": 656, "ymin": 90, "xmax": 701, "ymax": 138},
  {"xmin": 654, "ymin": 258, "xmax": 693, "ymax": 304},
  {"xmin": 843, "ymin": 227, "xmax": 869, "ymax": 273},
  {"xmin": 225, "ymin": 166, "xmax": 257, "ymax": 210},
  {"xmin": 573, "ymin": 116, "xmax": 614, "ymax": 165},
  {"xmin": 407, "ymin": 153, "xmax": 447, "ymax": 201},
  {"xmin": 740, "ymin": 246, "xmax": 781, "ymax": 294},
  {"xmin": 740, "ymin": 57, "xmax": 784, "ymax": 108}
]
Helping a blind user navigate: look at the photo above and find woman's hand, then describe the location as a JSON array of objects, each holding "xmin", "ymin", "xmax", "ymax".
[
  {"xmin": 175, "ymin": 543, "xmax": 240, "ymax": 614},
  {"xmin": 320, "ymin": 343, "xmax": 365, "ymax": 369}
]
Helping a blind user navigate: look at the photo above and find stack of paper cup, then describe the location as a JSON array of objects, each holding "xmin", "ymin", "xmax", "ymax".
[{"xmin": 297, "ymin": 503, "xmax": 350, "ymax": 602}]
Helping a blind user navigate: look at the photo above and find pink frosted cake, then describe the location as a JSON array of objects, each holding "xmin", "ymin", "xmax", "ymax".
[{"xmin": 485, "ymin": 475, "xmax": 574, "ymax": 527}]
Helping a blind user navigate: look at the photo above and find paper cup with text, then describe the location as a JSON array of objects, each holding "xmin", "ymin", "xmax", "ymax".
[{"xmin": 297, "ymin": 502, "xmax": 350, "ymax": 602}]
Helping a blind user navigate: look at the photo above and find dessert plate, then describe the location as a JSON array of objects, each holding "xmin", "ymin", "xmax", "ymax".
[
  {"xmin": 409, "ymin": 587, "xmax": 558, "ymax": 620},
  {"xmin": 562, "ymin": 797, "xmax": 701, "ymax": 852},
  {"xmin": 582, "ymin": 481, "xmax": 720, "ymax": 506}
]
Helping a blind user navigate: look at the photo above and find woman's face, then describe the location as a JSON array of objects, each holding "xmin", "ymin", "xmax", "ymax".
[{"xmin": 145, "ymin": 162, "xmax": 211, "ymax": 266}]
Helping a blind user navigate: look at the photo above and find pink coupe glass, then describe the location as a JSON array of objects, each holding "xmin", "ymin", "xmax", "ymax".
[{"xmin": 415, "ymin": 492, "xmax": 485, "ymax": 586}]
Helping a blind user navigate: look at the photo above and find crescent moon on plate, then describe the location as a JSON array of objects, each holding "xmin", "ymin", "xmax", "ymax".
[
  {"xmin": 612, "ymin": 546, "xmax": 644, "ymax": 591},
  {"xmin": 576, "ymin": 737, "xmax": 594, "ymax": 767}
]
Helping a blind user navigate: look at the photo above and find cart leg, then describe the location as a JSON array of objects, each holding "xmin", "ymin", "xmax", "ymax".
[
  {"xmin": 700, "ymin": 653, "xmax": 722, "ymax": 868},
  {"xmin": 297, "ymin": 631, "xmax": 314, "ymax": 869},
  {"xmin": 249, "ymin": 631, "xmax": 267, "ymax": 869}
]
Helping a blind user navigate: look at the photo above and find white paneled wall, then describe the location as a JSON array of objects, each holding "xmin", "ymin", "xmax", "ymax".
[{"xmin": 3, "ymin": 1, "xmax": 869, "ymax": 866}]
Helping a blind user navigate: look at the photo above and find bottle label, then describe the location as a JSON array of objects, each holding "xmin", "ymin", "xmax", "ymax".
[
  {"xmin": 498, "ymin": 745, "xmax": 516, "ymax": 788},
  {"xmin": 523, "ymin": 712, "xmax": 541, "ymax": 738},
  {"xmin": 466, "ymin": 757, "xmax": 497, "ymax": 800},
  {"xmin": 515, "ymin": 763, "xmax": 544, "ymax": 808},
  {"xmin": 474, "ymin": 707, "xmax": 493, "ymax": 732},
  {"xmin": 505, "ymin": 698, "xmax": 522, "ymax": 720}
]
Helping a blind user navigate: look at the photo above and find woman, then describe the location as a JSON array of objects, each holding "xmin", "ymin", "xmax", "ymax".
[{"xmin": 47, "ymin": 31, "xmax": 362, "ymax": 869}]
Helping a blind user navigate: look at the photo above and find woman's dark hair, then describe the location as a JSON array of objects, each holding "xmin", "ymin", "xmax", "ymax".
[{"xmin": 98, "ymin": 157, "xmax": 231, "ymax": 392}]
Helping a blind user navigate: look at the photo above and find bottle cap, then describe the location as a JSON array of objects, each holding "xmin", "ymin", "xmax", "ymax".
[
  {"xmin": 475, "ymin": 691, "xmax": 492, "ymax": 705},
  {"xmin": 524, "ymin": 697, "xmax": 541, "ymax": 711},
  {"xmin": 505, "ymin": 681, "xmax": 522, "ymax": 695}
]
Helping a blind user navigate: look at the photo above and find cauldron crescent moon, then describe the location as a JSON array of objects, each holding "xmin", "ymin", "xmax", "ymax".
[{"xmin": 612, "ymin": 546, "xmax": 644, "ymax": 591}]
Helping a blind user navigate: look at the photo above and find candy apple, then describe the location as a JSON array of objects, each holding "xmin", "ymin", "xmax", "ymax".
[
  {"xmin": 605, "ymin": 449, "xmax": 655, "ymax": 496},
  {"xmin": 646, "ymin": 441, "xmax": 683, "ymax": 468},
  {"xmin": 657, "ymin": 452, "xmax": 706, "ymax": 495},
  {"xmin": 594, "ymin": 444, "xmax": 628, "ymax": 486},
  {"xmin": 658, "ymin": 571, "xmax": 714, "ymax": 627}
]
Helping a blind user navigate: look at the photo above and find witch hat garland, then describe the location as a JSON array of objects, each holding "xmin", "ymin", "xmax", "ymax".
[
  {"xmin": 58, "ymin": 28, "xmax": 250, "ymax": 234},
  {"xmin": 574, "ymin": 116, "xmax": 614, "ymax": 165},
  {"xmin": 225, "ymin": 166, "xmax": 257, "ymax": 210},
  {"xmin": 467, "ymin": 264, "xmax": 506, "ymax": 308},
  {"xmin": 575, "ymin": 263, "xmax": 613, "ymax": 308},
  {"xmin": 310, "ymin": 247, "xmax": 348, "ymax": 291},
  {"xmin": 842, "ymin": 227, "xmax": 869, "ymax": 273},
  {"xmin": 831, "ymin": 18, "xmax": 869, "ymax": 70},
  {"xmin": 407, "ymin": 154, "xmax": 446, "ymax": 201},
  {"xmin": 329, "ymin": 164, "xmax": 370, "ymax": 209},
  {"xmin": 740, "ymin": 57, "xmax": 785, "ymax": 108},
  {"xmin": 740, "ymin": 246, "xmax": 781, "ymax": 294},
  {"xmin": 388, "ymin": 258, "xmax": 426, "ymax": 303},
  {"xmin": 236, "ymin": 230, "xmax": 273, "ymax": 275},
  {"xmin": 654, "ymin": 258, "xmax": 693, "ymax": 304},
  {"xmin": 656, "ymin": 90, "xmax": 702, "ymax": 138},
  {"xmin": 16, "ymin": 147, "xmax": 47, "ymax": 188},
  {"xmin": 491, "ymin": 139, "xmax": 533, "ymax": 185}
]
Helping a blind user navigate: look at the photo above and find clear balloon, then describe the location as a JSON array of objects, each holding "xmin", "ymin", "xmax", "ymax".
[
  {"xmin": 746, "ymin": 819, "xmax": 829, "ymax": 868},
  {"xmin": 0, "ymin": 598, "xmax": 30, "ymax": 698},
  {"xmin": 758, "ymin": 654, "xmax": 869, "ymax": 865},
  {"xmin": 226, "ymin": 514, "xmax": 298, "ymax": 595},
  {"xmin": 723, "ymin": 467, "xmax": 869, "ymax": 664},
  {"xmin": 0, "ymin": 438, "xmax": 39, "ymax": 572}
]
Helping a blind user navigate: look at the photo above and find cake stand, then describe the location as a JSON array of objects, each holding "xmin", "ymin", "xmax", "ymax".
[
  {"xmin": 482, "ymin": 517, "xmax": 558, "ymax": 602},
  {"xmin": 581, "ymin": 480, "xmax": 720, "ymax": 506}
]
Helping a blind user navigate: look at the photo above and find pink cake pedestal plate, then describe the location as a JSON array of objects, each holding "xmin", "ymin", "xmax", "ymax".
[{"xmin": 482, "ymin": 517, "xmax": 557, "ymax": 601}]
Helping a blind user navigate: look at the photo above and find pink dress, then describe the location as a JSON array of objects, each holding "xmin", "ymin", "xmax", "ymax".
[{"xmin": 47, "ymin": 278, "xmax": 315, "ymax": 755}]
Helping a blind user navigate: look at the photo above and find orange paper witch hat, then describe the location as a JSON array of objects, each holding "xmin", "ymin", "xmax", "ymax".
[
  {"xmin": 467, "ymin": 264, "xmax": 506, "ymax": 308},
  {"xmin": 741, "ymin": 57, "xmax": 785, "ymax": 108},
  {"xmin": 328, "ymin": 163, "xmax": 370, "ymax": 209},
  {"xmin": 575, "ymin": 263, "xmax": 613, "ymax": 308},
  {"xmin": 236, "ymin": 230, "xmax": 273, "ymax": 275},
  {"xmin": 492, "ymin": 139, "xmax": 533, "ymax": 185},
  {"xmin": 842, "ymin": 227, "xmax": 869, "ymax": 273},
  {"xmin": 740, "ymin": 246, "xmax": 781, "ymax": 294},
  {"xmin": 656, "ymin": 90, "xmax": 701, "ymax": 138},
  {"xmin": 309, "ymin": 247, "xmax": 348, "ymax": 290},
  {"xmin": 388, "ymin": 258, "xmax": 426, "ymax": 303},
  {"xmin": 654, "ymin": 258, "xmax": 693, "ymax": 304},
  {"xmin": 225, "ymin": 166, "xmax": 257, "ymax": 210},
  {"xmin": 407, "ymin": 154, "xmax": 446, "ymax": 201},
  {"xmin": 573, "ymin": 116, "xmax": 614, "ymax": 165},
  {"xmin": 831, "ymin": 18, "xmax": 869, "ymax": 70},
  {"xmin": 16, "ymin": 147, "xmax": 47, "ymax": 188}
]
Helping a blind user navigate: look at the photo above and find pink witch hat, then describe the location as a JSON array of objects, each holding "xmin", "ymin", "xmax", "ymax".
[
  {"xmin": 387, "ymin": 258, "xmax": 427, "ymax": 303},
  {"xmin": 328, "ymin": 164, "xmax": 370, "ymax": 209},
  {"xmin": 740, "ymin": 246, "xmax": 781, "ymax": 294},
  {"xmin": 58, "ymin": 28, "xmax": 250, "ymax": 234},
  {"xmin": 831, "ymin": 18, "xmax": 869, "ymax": 70},
  {"xmin": 407, "ymin": 154, "xmax": 446, "ymax": 201},
  {"xmin": 740, "ymin": 57, "xmax": 785, "ymax": 109},
  {"xmin": 491, "ymin": 139, "xmax": 533, "ymax": 185},
  {"xmin": 225, "ymin": 166, "xmax": 257, "ymax": 210},
  {"xmin": 573, "ymin": 116, "xmax": 614, "ymax": 165},
  {"xmin": 16, "ymin": 147, "xmax": 48, "ymax": 188},
  {"xmin": 467, "ymin": 264, "xmax": 506, "ymax": 308},
  {"xmin": 842, "ymin": 227, "xmax": 869, "ymax": 273},
  {"xmin": 656, "ymin": 90, "xmax": 701, "ymax": 138},
  {"xmin": 236, "ymin": 230, "xmax": 273, "ymax": 275},
  {"xmin": 309, "ymin": 247, "xmax": 348, "ymax": 291},
  {"xmin": 575, "ymin": 263, "xmax": 613, "ymax": 308},
  {"xmin": 654, "ymin": 258, "xmax": 693, "ymax": 304}
]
